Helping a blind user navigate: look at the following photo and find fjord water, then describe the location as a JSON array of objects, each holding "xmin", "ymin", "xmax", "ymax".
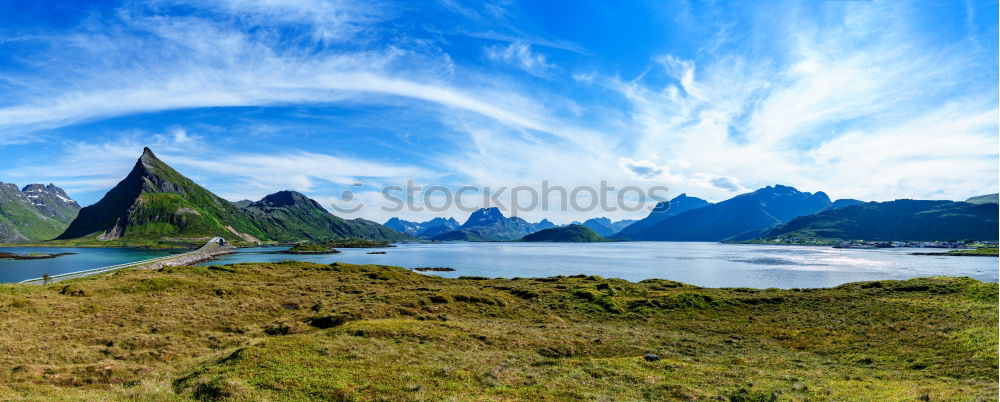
[
  {"xmin": 0, "ymin": 247, "xmax": 175, "ymax": 283},
  {"xmin": 200, "ymin": 242, "xmax": 997, "ymax": 289}
]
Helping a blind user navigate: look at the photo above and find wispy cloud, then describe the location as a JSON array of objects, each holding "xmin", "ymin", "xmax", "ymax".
[{"xmin": 485, "ymin": 41, "xmax": 554, "ymax": 76}]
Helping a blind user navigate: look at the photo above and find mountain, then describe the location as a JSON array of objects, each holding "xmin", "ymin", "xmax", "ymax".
[
  {"xmin": 58, "ymin": 148, "xmax": 268, "ymax": 242},
  {"xmin": 613, "ymin": 193, "xmax": 711, "ymax": 239},
  {"xmin": 965, "ymin": 194, "xmax": 999, "ymax": 205},
  {"xmin": 758, "ymin": 200, "xmax": 999, "ymax": 242},
  {"xmin": 242, "ymin": 191, "xmax": 408, "ymax": 242},
  {"xmin": 824, "ymin": 198, "xmax": 864, "ymax": 211},
  {"xmin": 521, "ymin": 224, "xmax": 606, "ymax": 242},
  {"xmin": 533, "ymin": 219, "xmax": 557, "ymax": 231},
  {"xmin": 232, "ymin": 199, "xmax": 254, "ymax": 208},
  {"xmin": 580, "ymin": 217, "xmax": 638, "ymax": 237},
  {"xmin": 0, "ymin": 183, "xmax": 81, "ymax": 242},
  {"xmin": 619, "ymin": 185, "xmax": 836, "ymax": 241},
  {"xmin": 383, "ymin": 217, "xmax": 459, "ymax": 238},
  {"xmin": 431, "ymin": 207, "xmax": 540, "ymax": 241},
  {"xmin": 58, "ymin": 148, "xmax": 405, "ymax": 243}
]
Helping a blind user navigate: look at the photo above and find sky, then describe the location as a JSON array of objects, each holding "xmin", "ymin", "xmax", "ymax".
[{"xmin": 0, "ymin": 0, "xmax": 997, "ymax": 224}]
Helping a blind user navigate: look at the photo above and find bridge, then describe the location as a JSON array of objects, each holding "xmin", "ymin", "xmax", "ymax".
[{"xmin": 19, "ymin": 237, "xmax": 229, "ymax": 285}]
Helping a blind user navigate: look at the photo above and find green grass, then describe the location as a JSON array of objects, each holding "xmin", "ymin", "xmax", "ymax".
[
  {"xmin": 0, "ymin": 262, "xmax": 995, "ymax": 400},
  {"xmin": 942, "ymin": 247, "xmax": 999, "ymax": 256}
]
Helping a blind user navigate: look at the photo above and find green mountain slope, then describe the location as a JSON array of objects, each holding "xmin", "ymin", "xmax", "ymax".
[
  {"xmin": 521, "ymin": 224, "xmax": 606, "ymax": 242},
  {"xmin": 758, "ymin": 200, "xmax": 999, "ymax": 242},
  {"xmin": 242, "ymin": 191, "xmax": 408, "ymax": 242},
  {"xmin": 0, "ymin": 182, "xmax": 80, "ymax": 242}
]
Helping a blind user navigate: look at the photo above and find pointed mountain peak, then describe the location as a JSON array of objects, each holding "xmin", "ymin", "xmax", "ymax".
[{"xmin": 142, "ymin": 147, "xmax": 156, "ymax": 158}]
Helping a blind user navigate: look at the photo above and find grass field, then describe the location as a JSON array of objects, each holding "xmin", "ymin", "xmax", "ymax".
[
  {"xmin": 0, "ymin": 261, "xmax": 996, "ymax": 400},
  {"xmin": 944, "ymin": 247, "xmax": 999, "ymax": 256}
]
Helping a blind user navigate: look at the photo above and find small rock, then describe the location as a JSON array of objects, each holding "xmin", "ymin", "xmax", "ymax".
[{"xmin": 643, "ymin": 354, "xmax": 660, "ymax": 362}]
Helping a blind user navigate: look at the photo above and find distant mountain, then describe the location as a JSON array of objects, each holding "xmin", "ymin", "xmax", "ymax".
[
  {"xmin": 965, "ymin": 194, "xmax": 999, "ymax": 205},
  {"xmin": 0, "ymin": 182, "xmax": 81, "ymax": 242},
  {"xmin": 58, "ymin": 148, "xmax": 405, "ymax": 243},
  {"xmin": 521, "ymin": 224, "xmax": 606, "ymax": 242},
  {"xmin": 824, "ymin": 199, "xmax": 864, "ymax": 211},
  {"xmin": 242, "ymin": 191, "xmax": 408, "ymax": 242},
  {"xmin": 232, "ymin": 199, "xmax": 254, "ymax": 208},
  {"xmin": 581, "ymin": 217, "xmax": 638, "ymax": 237},
  {"xmin": 431, "ymin": 207, "xmax": 540, "ymax": 241},
  {"xmin": 619, "ymin": 185, "xmax": 836, "ymax": 241},
  {"xmin": 758, "ymin": 200, "xmax": 999, "ymax": 242},
  {"xmin": 383, "ymin": 217, "xmax": 459, "ymax": 239},
  {"xmin": 533, "ymin": 219, "xmax": 557, "ymax": 231},
  {"xmin": 613, "ymin": 193, "xmax": 711, "ymax": 239}
]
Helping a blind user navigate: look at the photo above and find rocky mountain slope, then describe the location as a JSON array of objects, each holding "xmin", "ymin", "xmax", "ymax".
[{"xmin": 0, "ymin": 182, "xmax": 80, "ymax": 242}]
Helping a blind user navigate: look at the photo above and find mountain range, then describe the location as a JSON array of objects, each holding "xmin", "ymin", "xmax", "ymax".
[
  {"xmin": 0, "ymin": 183, "xmax": 81, "ymax": 242},
  {"xmin": 4, "ymin": 150, "xmax": 995, "ymax": 246},
  {"xmin": 577, "ymin": 217, "xmax": 638, "ymax": 237},
  {"xmin": 430, "ymin": 207, "xmax": 550, "ymax": 241},
  {"xmin": 56, "ymin": 148, "xmax": 406, "ymax": 244},
  {"xmin": 384, "ymin": 217, "xmax": 460, "ymax": 239},
  {"xmin": 614, "ymin": 185, "xmax": 863, "ymax": 241}
]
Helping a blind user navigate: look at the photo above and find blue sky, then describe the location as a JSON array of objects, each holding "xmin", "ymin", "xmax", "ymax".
[{"xmin": 0, "ymin": 0, "xmax": 997, "ymax": 224}]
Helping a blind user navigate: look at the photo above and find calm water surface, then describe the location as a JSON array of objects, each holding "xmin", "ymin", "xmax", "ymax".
[
  {"xmin": 198, "ymin": 242, "xmax": 998, "ymax": 289},
  {"xmin": 0, "ymin": 247, "xmax": 176, "ymax": 283}
]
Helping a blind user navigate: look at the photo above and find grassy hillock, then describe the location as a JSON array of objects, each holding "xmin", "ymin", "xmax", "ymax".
[
  {"xmin": 0, "ymin": 262, "xmax": 995, "ymax": 400},
  {"xmin": 521, "ymin": 224, "xmax": 607, "ymax": 242},
  {"xmin": 281, "ymin": 243, "xmax": 339, "ymax": 254}
]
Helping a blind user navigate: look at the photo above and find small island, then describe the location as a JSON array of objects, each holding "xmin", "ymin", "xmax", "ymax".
[
  {"xmin": 413, "ymin": 267, "xmax": 456, "ymax": 272},
  {"xmin": 0, "ymin": 251, "xmax": 75, "ymax": 260},
  {"xmin": 520, "ymin": 224, "xmax": 608, "ymax": 242},
  {"xmin": 324, "ymin": 239, "xmax": 395, "ymax": 248},
  {"xmin": 279, "ymin": 243, "xmax": 341, "ymax": 255}
]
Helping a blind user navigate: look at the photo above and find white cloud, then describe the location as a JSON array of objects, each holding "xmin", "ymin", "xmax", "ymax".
[{"xmin": 485, "ymin": 42, "xmax": 554, "ymax": 76}]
